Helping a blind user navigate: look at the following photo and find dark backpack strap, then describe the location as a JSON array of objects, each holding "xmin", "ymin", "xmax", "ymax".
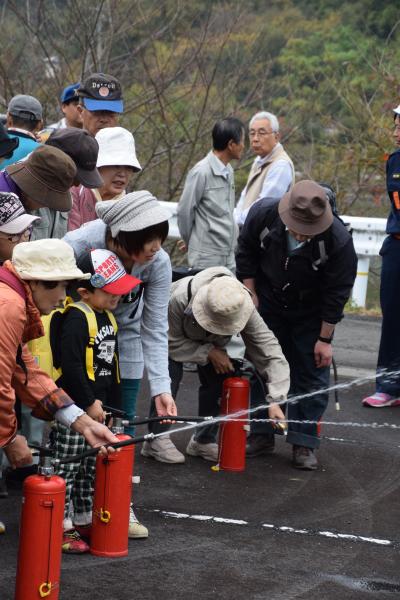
[{"xmin": 0, "ymin": 267, "xmax": 26, "ymax": 302}]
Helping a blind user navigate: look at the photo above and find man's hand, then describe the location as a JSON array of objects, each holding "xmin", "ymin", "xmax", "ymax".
[
  {"xmin": 267, "ymin": 402, "xmax": 286, "ymax": 423},
  {"xmin": 72, "ymin": 414, "xmax": 119, "ymax": 455},
  {"xmin": 4, "ymin": 435, "xmax": 33, "ymax": 469},
  {"xmin": 87, "ymin": 399, "xmax": 105, "ymax": 423},
  {"xmin": 314, "ymin": 340, "xmax": 333, "ymax": 368},
  {"xmin": 208, "ymin": 347, "xmax": 234, "ymax": 374},
  {"xmin": 154, "ymin": 393, "xmax": 177, "ymax": 424}
]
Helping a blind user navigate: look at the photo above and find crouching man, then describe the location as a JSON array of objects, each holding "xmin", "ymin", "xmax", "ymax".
[{"xmin": 141, "ymin": 267, "xmax": 290, "ymax": 464}]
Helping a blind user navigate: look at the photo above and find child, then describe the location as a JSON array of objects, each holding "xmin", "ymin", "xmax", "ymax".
[{"xmin": 51, "ymin": 248, "xmax": 142, "ymax": 553}]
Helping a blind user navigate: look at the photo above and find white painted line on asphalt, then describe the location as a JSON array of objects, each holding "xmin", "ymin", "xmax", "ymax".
[{"xmin": 150, "ymin": 509, "xmax": 394, "ymax": 547}]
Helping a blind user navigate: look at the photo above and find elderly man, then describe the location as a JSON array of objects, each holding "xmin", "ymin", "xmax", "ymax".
[
  {"xmin": 76, "ymin": 73, "xmax": 123, "ymax": 136},
  {"xmin": 234, "ymin": 111, "xmax": 295, "ymax": 227},
  {"xmin": 236, "ymin": 180, "xmax": 357, "ymax": 470},
  {"xmin": 141, "ymin": 267, "xmax": 289, "ymax": 464},
  {"xmin": 1, "ymin": 95, "xmax": 43, "ymax": 168},
  {"xmin": 177, "ymin": 117, "xmax": 245, "ymax": 271}
]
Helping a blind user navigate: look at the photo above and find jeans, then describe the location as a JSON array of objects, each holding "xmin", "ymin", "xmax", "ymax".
[
  {"xmin": 259, "ymin": 302, "xmax": 330, "ymax": 449},
  {"xmin": 121, "ymin": 379, "xmax": 141, "ymax": 436}
]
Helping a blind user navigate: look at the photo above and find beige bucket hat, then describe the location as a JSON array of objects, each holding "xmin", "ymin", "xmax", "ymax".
[
  {"xmin": 192, "ymin": 276, "xmax": 254, "ymax": 335},
  {"xmin": 12, "ymin": 239, "xmax": 90, "ymax": 281}
]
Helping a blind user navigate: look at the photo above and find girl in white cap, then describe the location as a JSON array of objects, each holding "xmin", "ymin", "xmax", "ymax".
[{"xmin": 68, "ymin": 127, "xmax": 141, "ymax": 231}]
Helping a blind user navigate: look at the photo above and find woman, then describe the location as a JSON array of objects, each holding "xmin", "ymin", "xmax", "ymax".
[
  {"xmin": 64, "ymin": 190, "xmax": 178, "ymax": 538},
  {"xmin": 68, "ymin": 126, "xmax": 141, "ymax": 231}
]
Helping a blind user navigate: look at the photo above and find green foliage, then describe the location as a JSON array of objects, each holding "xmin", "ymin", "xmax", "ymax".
[{"xmin": 0, "ymin": 0, "xmax": 398, "ymax": 212}]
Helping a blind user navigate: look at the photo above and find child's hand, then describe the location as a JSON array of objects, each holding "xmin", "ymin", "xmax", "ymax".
[
  {"xmin": 267, "ymin": 402, "xmax": 285, "ymax": 423},
  {"xmin": 87, "ymin": 399, "xmax": 105, "ymax": 423}
]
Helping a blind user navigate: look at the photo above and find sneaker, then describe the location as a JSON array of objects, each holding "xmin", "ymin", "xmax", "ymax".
[
  {"xmin": 0, "ymin": 479, "xmax": 8, "ymax": 498},
  {"xmin": 129, "ymin": 506, "xmax": 148, "ymax": 539},
  {"xmin": 186, "ymin": 436, "xmax": 218, "ymax": 462},
  {"xmin": 246, "ymin": 433, "xmax": 275, "ymax": 457},
  {"xmin": 62, "ymin": 529, "xmax": 89, "ymax": 554},
  {"xmin": 362, "ymin": 392, "xmax": 400, "ymax": 408},
  {"xmin": 141, "ymin": 436, "xmax": 185, "ymax": 464},
  {"xmin": 292, "ymin": 445, "xmax": 318, "ymax": 470},
  {"xmin": 0, "ymin": 520, "xmax": 5, "ymax": 534},
  {"xmin": 74, "ymin": 524, "xmax": 91, "ymax": 543}
]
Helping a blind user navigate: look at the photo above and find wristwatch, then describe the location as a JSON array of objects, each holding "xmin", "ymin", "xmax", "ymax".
[{"xmin": 318, "ymin": 335, "xmax": 333, "ymax": 344}]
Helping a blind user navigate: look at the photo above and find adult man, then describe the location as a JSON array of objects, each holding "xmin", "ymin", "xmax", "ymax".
[
  {"xmin": 0, "ymin": 239, "xmax": 118, "ymax": 533},
  {"xmin": 0, "ymin": 145, "xmax": 76, "ymax": 240},
  {"xmin": 363, "ymin": 104, "xmax": 400, "ymax": 407},
  {"xmin": 234, "ymin": 111, "xmax": 295, "ymax": 227},
  {"xmin": 1, "ymin": 95, "xmax": 43, "ymax": 168},
  {"xmin": 76, "ymin": 73, "xmax": 123, "ymax": 136},
  {"xmin": 177, "ymin": 117, "xmax": 245, "ymax": 271},
  {"xmin": 141, "ymin": 267, "xmax": 289, "ymax": 463},
  {"xmin": 50, "ymin": 83, "xmax": 83, "ymax": 130},
  {"xmin": 236, "ymin": 180, "xmax": 357, "ymax": 470}
]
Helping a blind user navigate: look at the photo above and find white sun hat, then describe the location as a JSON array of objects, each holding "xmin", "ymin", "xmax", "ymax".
[
  {"xmin": 95, "ymin": 127, "xmax": 141, "ymax": 172},
  {"xmin": 12, "ymin": 239, "xmax": 91, "ymax": 281}
]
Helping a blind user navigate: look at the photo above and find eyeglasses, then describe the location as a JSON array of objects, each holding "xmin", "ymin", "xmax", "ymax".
[
  {"xmin": 0, "ymin": 225, "xmax": 33, "ymax": 243},
  {"xmin": 249, "ymin": 129, "xmax": 275, "ymax": 138}
]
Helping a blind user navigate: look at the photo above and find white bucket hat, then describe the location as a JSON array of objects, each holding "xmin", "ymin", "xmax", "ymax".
[
  {"xmin": 192, "ymin": 276, "xmax": 254, "ymax": 335},
  {"xmin": 95, "ymin": 127, "xmax": 141, "ymax": 172},
  {"xmin": 12, "ymin": 239, "xmax": 91, "ymax": 281}
]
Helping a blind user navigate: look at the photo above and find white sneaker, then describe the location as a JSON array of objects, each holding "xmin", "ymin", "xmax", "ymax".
[
  {"xmin": 141, "ymin": 436, "xmax": 185, "ymax": 464},
  {"xmin": 129, "ymin": 506, "xmax": 148, "ymax": 539},
  {"xmin": 186, "ymin": 435, "xmax": 218, "ymax": 462}
]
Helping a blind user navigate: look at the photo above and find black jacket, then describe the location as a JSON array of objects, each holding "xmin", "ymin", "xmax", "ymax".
[{"xmin": 236, "ymin": 200, "xmax": 357, "ymax": 324}]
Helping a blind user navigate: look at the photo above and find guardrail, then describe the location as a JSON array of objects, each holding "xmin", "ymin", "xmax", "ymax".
[{"xmin": 160, "ymin": 201, "xmax": 387, "ymax": 308}]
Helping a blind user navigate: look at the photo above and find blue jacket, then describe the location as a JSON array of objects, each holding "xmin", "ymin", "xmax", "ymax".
[{"xmin": 1, "ymin": 131, "xmax": 41, "ymax": 168}]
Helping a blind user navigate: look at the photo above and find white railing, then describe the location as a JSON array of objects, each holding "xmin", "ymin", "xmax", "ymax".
[{"xmin": 160, "ymin": 202, "xmax": 387, "ymax": 308}]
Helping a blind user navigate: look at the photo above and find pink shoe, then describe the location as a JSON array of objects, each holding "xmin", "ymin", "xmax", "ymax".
[{"xmin": 362, "ymin": 392, "xmax": 400, "ymax": 407}]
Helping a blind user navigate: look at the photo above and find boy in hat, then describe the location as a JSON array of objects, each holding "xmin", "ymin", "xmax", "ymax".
[
  {"xmin": 2, "ymin": 94, "xmax": 43, "ymax": 168},
  {"xmin": 0, "ymin": 239, "xmax": 119, "ymax": 533},
  {"xmin": 50, "ymin": 248, "xmax": 144, "ymax": 552},
  {"xmin": 77, "ymin": 73, "xmax": 123, "ymax": 136}
]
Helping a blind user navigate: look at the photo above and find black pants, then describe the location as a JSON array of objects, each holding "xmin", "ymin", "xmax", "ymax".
[{"xmin": 259, "ymin": 302, "xmax": 330, "ymax": 449}]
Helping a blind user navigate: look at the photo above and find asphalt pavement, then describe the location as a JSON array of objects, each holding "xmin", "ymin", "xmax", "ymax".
[{"xmin": 2, "ymin": 314, "xmax": 400, "ymax": 600}]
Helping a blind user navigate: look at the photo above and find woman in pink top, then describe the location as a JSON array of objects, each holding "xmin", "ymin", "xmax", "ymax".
[{"xmin": 68, "ymin": 127, "xmax": 141, "ymax": 231}]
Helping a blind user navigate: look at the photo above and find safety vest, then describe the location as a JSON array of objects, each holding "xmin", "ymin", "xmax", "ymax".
[{"xmin": 29, "ymin": 301, "xmax": 120, "ymax": 383}]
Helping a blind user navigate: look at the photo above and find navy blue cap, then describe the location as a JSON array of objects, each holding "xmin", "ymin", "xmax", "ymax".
[
  {"xmin": 78, "ymin": 73, "xmax": 123, "ymax": 114},
  {"xmin": 60, "ymin": 83, "xmax": 80, "ymax": 104}
]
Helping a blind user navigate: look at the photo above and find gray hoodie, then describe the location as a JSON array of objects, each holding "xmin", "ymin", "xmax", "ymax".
[{"xmin": 64, "ymin": 219, "xmax": 172, "ymax": 397}]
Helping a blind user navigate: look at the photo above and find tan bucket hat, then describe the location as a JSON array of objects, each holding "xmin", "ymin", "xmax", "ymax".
[
  {"xmin": 12, "ymin": 239, "xmax": 90, "ymax": 281},
  {"xmin": 7, "ymin": 145, "xmax": 77, "ymax": 211},
  {"xmin": 192, "ymin": 276, "xmax": 254, "ymax": 336},
  {"xmin": 278, "ymin": 180, "xmax": 333, "ymax": 236}
]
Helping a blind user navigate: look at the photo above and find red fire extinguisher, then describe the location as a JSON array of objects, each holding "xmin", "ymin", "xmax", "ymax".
[
  {"xmin": 218, "ymin": 377, "xmax": 250, "ymax": 472},
  {"xmin": 90, "ymin": 418, "xmax": 134, "ymax": 557},
  {"xmin": 15, "ymin": 457, "xmax": 65, "ymax": 600}
]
